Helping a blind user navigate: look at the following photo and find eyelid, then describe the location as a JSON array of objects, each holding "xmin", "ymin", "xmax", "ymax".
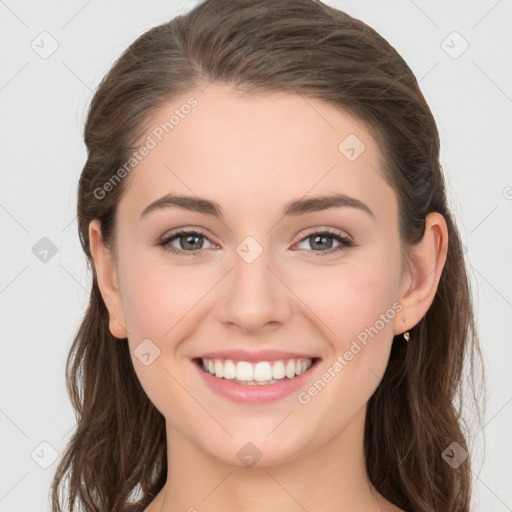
[
  {"xmin": 291, "ymin": 228, "xmax": 354, "ymax": 256},
  {"xmin": 158, "ymin": 226, "xmax": 354, "ymax": 256},
  {"xmin": 294, "ymin": 226, "xmax": 352, "ymax": 244},
  {"xmin": 159, "ymin": 226, "xmax": 212, "ymax": 242},
  {"xmin": 158, "ymin": 227, "xmax": 217, "ymax": 255},
  {"xmin": 159, "ymin": 226, "xmax": 352, "ymax": 243}
]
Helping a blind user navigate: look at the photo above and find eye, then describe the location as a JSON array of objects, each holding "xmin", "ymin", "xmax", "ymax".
[
  {"xmin": 158, "ymin": 229, "xmax": 216, "ymax": 256},
  {"xmin": 294, "ymin": 229, "xmax": 354, "ymax": 256},
  {"xmin": 158, "ymin": 228, "xmax": 354, "ymax": 257}
]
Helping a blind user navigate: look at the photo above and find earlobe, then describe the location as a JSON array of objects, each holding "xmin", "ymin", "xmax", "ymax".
[
  {"xmin": 395, "ymin": 212, "xmax": 449, "ymax": 335},
  {"xmin": 88, "ymin": 219, "xmax": 128, "ymax": 339}
]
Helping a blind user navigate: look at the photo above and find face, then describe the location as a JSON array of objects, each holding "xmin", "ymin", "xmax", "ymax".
[{"xmin": 91, "ymin": 83, "xmax": 419, "ymax": 467}]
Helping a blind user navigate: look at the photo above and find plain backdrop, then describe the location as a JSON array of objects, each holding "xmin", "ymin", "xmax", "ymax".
[{"xmin": 1, "ymin": 1, "xmax": 511, "ymax": 511}]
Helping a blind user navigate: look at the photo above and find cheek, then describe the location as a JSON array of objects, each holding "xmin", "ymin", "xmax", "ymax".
[
  {"xmin": 117, "ymin": 244, "xmax": 202, "ymax": 340},
  {"xmin": 121, "ymin": 274, "xmax": 173, "ymax": 340},
  {"xmin": 292, "ymin": 266, "xmax": 400, "ymax": 425},
  {"xmin": 118, "ymin": 260, "xmax": 204, "ymax": 417},
  {"xmin": 293, "ymin": 259, "xmax": 400, "ymax": 347}
]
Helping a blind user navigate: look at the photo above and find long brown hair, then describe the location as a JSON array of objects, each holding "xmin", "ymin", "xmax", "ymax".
[{"xmin": 50, "ymin": 1, "xmax": 485, "ymax": 511}]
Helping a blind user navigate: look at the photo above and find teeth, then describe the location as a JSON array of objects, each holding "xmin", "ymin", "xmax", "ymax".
[
  {"xmin": 236, "ymin": 361, "xmax": 254, "ymax": 381},
  {"xmin": 200, "ymin": 357, "xmax": 314, "ymax": 384},
  {"xmin": 224, "ymin": 359, "xmax": 236, "ymax": 379},
  {"xmin": 285, "ymin": 359, "xmax": 296, "ymax": 379},
  {"xmin": 254, "ymin": 361, "xmax": 272, "ymax": 381},
  {"xmin": 214, "ymin": 360, "xmax": 224, "ymax": 378},
  {"xmin": 272, "ymin": 360, "xmax": 286, "ymax": 379}
]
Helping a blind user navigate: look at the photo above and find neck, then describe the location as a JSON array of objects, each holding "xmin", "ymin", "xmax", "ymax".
[{"xmin": 153, "ymin": 406, "xmax": 395, "ymax": 512}]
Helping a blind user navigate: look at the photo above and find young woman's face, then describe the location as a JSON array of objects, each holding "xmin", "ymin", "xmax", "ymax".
[{"xmin": 96, "ymin": 84, "xmax": 413, "ymax": 466}]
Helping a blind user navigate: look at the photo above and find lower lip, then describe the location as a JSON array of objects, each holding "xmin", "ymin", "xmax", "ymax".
[{"xmin": 193, "ymin": 359, "xmax": 320, "ymax": 404}]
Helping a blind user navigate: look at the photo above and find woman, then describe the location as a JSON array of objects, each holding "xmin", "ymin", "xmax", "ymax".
[{"xmin": 50, "ymin": 1, "xmax": 484, "ymax": 511}]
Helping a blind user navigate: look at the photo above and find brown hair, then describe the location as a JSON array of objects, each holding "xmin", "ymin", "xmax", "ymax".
[{"xmin": 50, "ymin": 1, "xmax": 485, "ymax": 511}]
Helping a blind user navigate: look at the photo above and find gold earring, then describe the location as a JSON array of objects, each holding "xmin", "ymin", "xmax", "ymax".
[{"xmin": 403, "ymin": 331, "xmax": 410, "ymax": 341}]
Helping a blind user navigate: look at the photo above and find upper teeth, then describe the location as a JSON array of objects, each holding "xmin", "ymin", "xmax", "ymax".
[{"xmin": 201, "ymin": 358, "xmax": 313, "ymax": 383}]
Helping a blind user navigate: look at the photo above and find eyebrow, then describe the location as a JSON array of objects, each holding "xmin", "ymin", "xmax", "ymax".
[{"xmin": 140, "ymin": 192, "xmax": 375, "ymax": 220}]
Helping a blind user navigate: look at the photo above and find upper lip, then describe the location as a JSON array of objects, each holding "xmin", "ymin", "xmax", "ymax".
[{"xmin": 194, "ymin": 349, "xmax": 320, "ymax": 362}]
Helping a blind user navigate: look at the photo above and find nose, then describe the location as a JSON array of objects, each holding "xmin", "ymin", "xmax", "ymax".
[{"xmin": 216, "ymin": 240, "xmax": 292, "ymax": 335}]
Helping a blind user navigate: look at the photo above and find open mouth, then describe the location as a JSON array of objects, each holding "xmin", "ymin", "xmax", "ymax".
[{"xmin": 193, "ymin": 357, "xmax": 321, "ymax": 386}]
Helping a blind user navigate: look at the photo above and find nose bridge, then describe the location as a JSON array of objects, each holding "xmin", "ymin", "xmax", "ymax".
[
  {"xmin": 217, "ymin": 234, "xmax": 291, "ymax": 331},
  {"xmin": 232, "ymin": 234, "xmax": 277, "ymax": 304}
]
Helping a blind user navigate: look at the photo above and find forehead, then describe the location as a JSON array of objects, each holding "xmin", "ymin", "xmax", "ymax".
[{"xmin": 117, "ymin": 84, "xmax": 396, "ymax": 223}]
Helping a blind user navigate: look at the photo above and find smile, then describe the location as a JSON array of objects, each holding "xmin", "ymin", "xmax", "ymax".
[
  {"xmin": 193, "ymin": 356, "xmax": 321, "ymax": 404},
  {"xmin": 198, "ymin": 357, "xmax": 315, "ymax": 385}
]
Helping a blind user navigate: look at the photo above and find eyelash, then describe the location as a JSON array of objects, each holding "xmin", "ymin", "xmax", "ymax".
[{"xmin": 157, "ymin": 228, "xmax": 354, "ymax": 257}]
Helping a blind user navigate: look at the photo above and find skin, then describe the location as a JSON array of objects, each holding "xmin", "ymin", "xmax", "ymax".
[{"xmin": 89, "ymin": 83, "xmax": 448, "ymax": 512}]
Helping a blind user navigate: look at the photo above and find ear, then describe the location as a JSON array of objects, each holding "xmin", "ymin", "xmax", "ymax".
[
  {"xmin": 88, "ymin": 219, "xmax": 128, "ymax": 339},
  {"xmin": 394, "ymin": 212, "xmax": 449, "ymax": 335}
]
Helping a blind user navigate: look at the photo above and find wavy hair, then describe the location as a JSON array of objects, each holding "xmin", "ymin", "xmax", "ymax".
[{"xmin": 50, "ymin": 1, "xmax": 485, "ymax": 511}]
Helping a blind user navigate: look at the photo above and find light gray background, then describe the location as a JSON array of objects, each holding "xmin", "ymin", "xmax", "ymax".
[{"xmin": 1, "ymin": 1, "xmax": 511, "ymax": 510}]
